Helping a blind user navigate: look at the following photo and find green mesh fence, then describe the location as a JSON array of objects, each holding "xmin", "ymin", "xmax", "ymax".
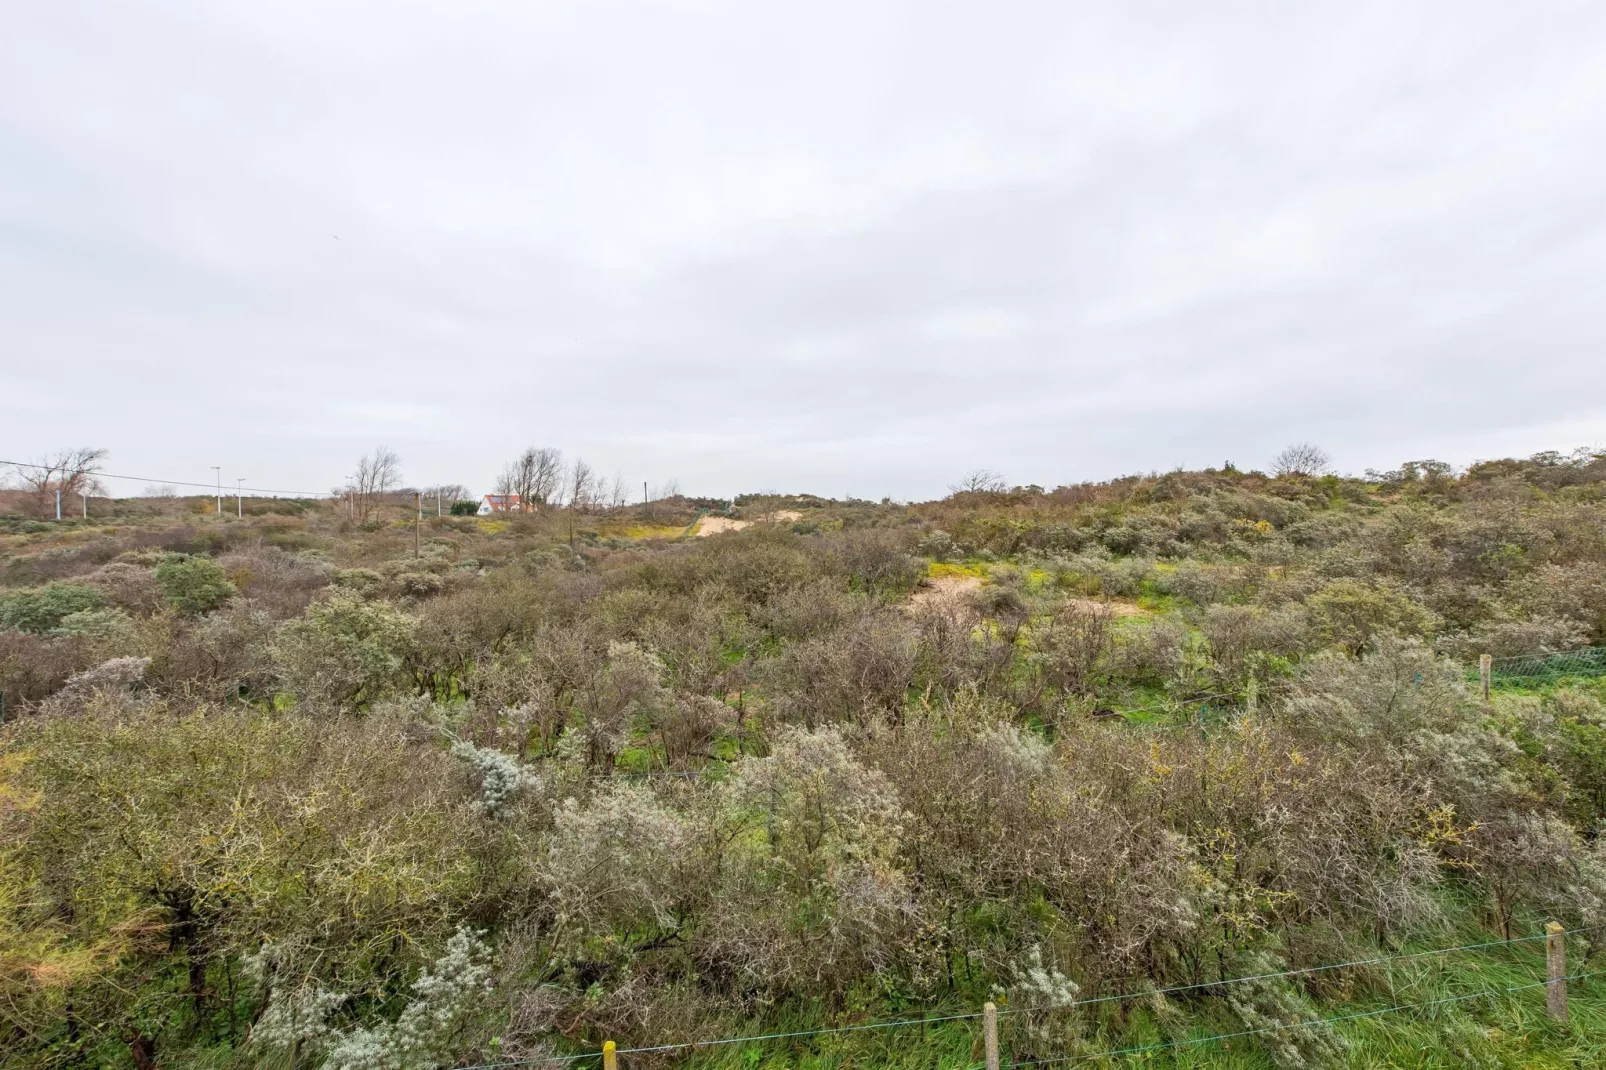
[{"xmin": 1488, "ymin": 646, "xmax": 1606, "ymax": 680}]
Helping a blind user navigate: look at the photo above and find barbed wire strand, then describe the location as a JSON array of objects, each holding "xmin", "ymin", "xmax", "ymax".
[
  {"xmin": 999, "ymin": 968, "xmax": 1606, "ymax": 1068},
  {"xmin": 1489, "ymin": 645, "xmax": 1604, "ymax": 666},
  {"xmin": 1000, "ymin": 925, "xmax": 1597, "ymax": 1016},
  {"xmin": 453, "ymin": 1010, "xmax": 987, "ymax": 1069},
  {"xmin": 451, "ymin": 928, "xmax": 1601, "ymax": 1070}
]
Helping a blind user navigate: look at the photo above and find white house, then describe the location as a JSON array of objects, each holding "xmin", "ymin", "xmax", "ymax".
[{"xmin": 477, "ymin": 493, "xmax": 521, "ymax": 515}]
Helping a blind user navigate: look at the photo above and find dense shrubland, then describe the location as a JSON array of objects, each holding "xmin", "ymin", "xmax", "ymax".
[{"xmin": 3, "ymin": 449, "xmax": 1606, "ymax": 1068}]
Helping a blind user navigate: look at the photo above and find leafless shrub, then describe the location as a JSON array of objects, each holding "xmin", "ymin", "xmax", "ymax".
[
  {"xmin": 833, "ymin": 530, "xmax": 923, "ymax": 599},
  {"xmin": 1272, "ymin": 442, "xmax": 1332, "ymax": 478},
  {"xmin": 911, "ymin": 597, "xmax": 994, "ymax": 700},
  {"xmin": 951, "ymin": 470, "xmax": 1007, "ymax": 496},
  {"xmin": 83, "ymin": 562, "xmax": 165, "ymax": 614},
  {"xmin": 1198, "ymin": 604, "xmax": 1310, "ymax": 692},
  {"xmin": 771, "ymin": 612, "xmax": 918, "ymax": 728},
  {"xmin": 652, "ymin": 693, "xmax": 727, "ymax": 769},
  {"xmin": 1440, "ymin": 614, "xmax": 1590, "ymax": 661},
  {"xmin": 755, "ymin": 580, "xmax": 860, "ymax": 640},
  {"xmin": 158, "ymin": 601, "xmax": 280, "ymax": 702},
  {"xmin": 561, "ymin": 642, "xmax": 665, "ymax": 770},
  {"xmin": 1032, "ymin": 599, "xmax": 1114, "ymax": 696},
  {"xmin": 218, "ymin": 545, "xmax": 332, "ymax": 618}
]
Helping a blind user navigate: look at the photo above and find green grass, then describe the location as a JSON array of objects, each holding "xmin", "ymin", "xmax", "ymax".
[
  {"xmin": 521, "ymin": 916, "xmax": 1605, "ymax": 1069},
  {"xmin": 580, "ymin": 960, "xmax": 1605, "ymax": 1068}
]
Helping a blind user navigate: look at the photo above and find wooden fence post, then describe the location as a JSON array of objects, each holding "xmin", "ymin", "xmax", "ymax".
[
  {"xmin": 1547, "ymin": 921, "xmax": 1569, "ymax": 1024},
  {"xmin": 983, "ymin": 1000, "xmax": 999, "ymax": 1070},
  {"xmin": 1480, "ymin": 654, "xmax": 1493, "ymax": 702},
  {"xmin": 603, "ymin": 1039, "xmax": 618, "ymax": 1070}
]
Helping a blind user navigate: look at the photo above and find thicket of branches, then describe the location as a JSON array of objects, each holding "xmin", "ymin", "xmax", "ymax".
[{"xmin": 3, "ymin": 447, "xmax": 1606, "ymax": 1068}]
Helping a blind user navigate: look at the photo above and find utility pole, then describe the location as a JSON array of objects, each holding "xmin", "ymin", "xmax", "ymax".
[
  {"xmin": 81, "ymin": 490, "xmax": 88, "ymax": 519},
  {"xmin": 436, "ymin": 488, "xmax": 441, "ymax": 517},
  {"xmin": 211, "ymin": 466, "xmax": 221, "ymax": 514},
  {"xmin": 643, "ymin": 480, "xmax": 648, "ymax": 506},
  {"xmin": 55, "ymin": 488, "xmax": 61, "ymax": 520},
  {"xmin": 236, "ymin": 478, "xmax": 245, "ymax": 518},
  {"xmin": 415, "ymin": 491, "xmax": 422, "ymax": 558}
]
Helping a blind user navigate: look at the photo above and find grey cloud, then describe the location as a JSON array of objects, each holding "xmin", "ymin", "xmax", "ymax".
[{"xmin": 3, "ymin": 1, "xmax": 1604, "ymax": 501}]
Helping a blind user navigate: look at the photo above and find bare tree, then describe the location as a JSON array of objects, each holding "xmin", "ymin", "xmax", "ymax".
[
  {"xmin": 605, "ymin": 471, "xmax": 629, "ymax": 509},
  {"xmin": 423, "ymin": 483, "xmax": 470, "ymax": 506},
  {"xmin": 491, "ymin": 468, "xmax": 518, "ymax": 509},
  {"xmin": 565, "ymin": 457, "xmax": 598, "ymax": 512},
  {"xmin": 8, "ymin": 448, "xmax": 107, "ymax": 519},
  {"xmin": 1272, "ymin": 442, "xmax": 1333, "ymax": 478},
  {"xmin": 950, "ymin": 469, "xmax": 1007, "ymax": 496},
  {"xmin": 339, "ymin": 446, "xmax": 402, "ymax": 523},
  {"xmin": 495, "ymin": 447, "xmax": 563, "ymax": 511}
]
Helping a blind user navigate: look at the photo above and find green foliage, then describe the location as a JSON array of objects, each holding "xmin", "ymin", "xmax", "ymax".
[
  {"xmin": 273, "ymin": 590, "xmax": 418, "ymax": 708},
  {"xmin": 0, "ymin": 703, "xmax": 499, "ymax": 1067},
  {"xmin": 0, "ymin": 583, "xmax": 104, "ymax": 634},
  {"xmin": 450, "ymin": 500, "xmax": 479, "ymax": 516},
  {"xmin": 1307, "ymin": 578, "xmax": 1439, "ymax": 654},
  {"xmin": 153, "ymin": 553, "xmax": 237, "ymax": 614},
  {"xmin": 5, "ymin": 447, "xmax": 1606, "ymax": 1067}
]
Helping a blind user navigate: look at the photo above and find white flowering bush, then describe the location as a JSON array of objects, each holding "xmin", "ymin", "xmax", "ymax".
[
  {"xmin": 994, "ymin": 945, "xmax": 1081, "ymax": 1051},
  {"xmin": 324, "ymin": 927, "xmax": 495, "ymax": 1070},
  {"xmin": 704, "ymin": 726, "xmax": 916, "ymax": 996},
  {"xmin": 541, "ymin": 782, "xmax": 691, "ymax": 945},
  {"xmin": 1224, "ymin": 952, "xmax": 1348, "ymax": 1069},
  {"xmin": 244, "ymin": 942, "xmax": 347, "ymax": 1051},
  {"xmin": 452, "ymin": 739, "xmax": 537, "ymax": 818},
  {"xmin": 729, "ymin": 725, "xmax": 907, "ymax": 882},
  {"xmin": 250, "ymin": 928, "xmax": 494, "ymax": 1070},
  {"xmin": 973, "ymin": 720, "xmax": 1054, "ymax": 780},
  {"xmin": 61, "ymin": 655, "xmax": 150, "ymax": 694}
]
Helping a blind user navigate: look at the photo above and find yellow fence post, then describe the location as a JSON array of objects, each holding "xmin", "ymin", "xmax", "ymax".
[
  {"xmin": 1547, "ymin": 922, "xmax": 1569, "ymax": 1024},
  {"xmin": 983, "ymin": 1000, "xmax": 999, "ymax": 1070},
  {"xmin": 602, "ymin": 1039, "xmax": 618, "ymax": 1070}
]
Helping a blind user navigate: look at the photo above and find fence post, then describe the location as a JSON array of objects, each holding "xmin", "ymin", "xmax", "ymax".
[
  {"xmin": 1480, "ymin": 654, "xmax": 1493, "ymax": 702},
  {"xmin": 983, "ymin": 1000, "xmax": 999, "ymax": 1070},
  {"xmin": 603, "ymin": 1039, "xmax": 618, "ymax": 1070},
  {"xmin": 1547, "ymin": 921, "xmax": 1568, "ymax": 1024}
]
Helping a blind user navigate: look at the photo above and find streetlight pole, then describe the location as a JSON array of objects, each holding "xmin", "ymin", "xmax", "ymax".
[
  {"xmin": 211, "ymin": 466, "xmax": 221, "ymax": 514},
  {"xmin": 236, "ymin": 478, "xmax": 245, "ymax": 518}
]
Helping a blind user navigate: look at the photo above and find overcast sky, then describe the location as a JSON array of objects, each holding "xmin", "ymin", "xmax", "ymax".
[{"xmin": 3, "ymin": 2, "xmax": 1605, "ymax": 501}]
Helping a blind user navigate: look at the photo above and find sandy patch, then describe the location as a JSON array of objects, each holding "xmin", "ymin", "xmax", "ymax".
[
  {"xmin": 694, "ymin": 509, "xmax": 805, "ymax": 537},
  {"xmin": 695, "ymin": 516, "xmax": 750, "ymax": 537},
  {"xmin": 1066, "ymin": 597, "xmax": 1147, "ymax": 617},
  {"xmin": 906, "ymin": 573, "xmax": 984, "ymax": 609}
]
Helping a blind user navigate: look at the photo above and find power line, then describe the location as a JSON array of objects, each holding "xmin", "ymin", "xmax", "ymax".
[{"xmin": 0, "ymin": 458, "xmax": 328, "ymax": 498}]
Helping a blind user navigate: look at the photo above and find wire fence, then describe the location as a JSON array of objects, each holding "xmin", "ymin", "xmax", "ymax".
[
  {"xmin": 1488, "ymin": 646, "xmax": 1606, "ymax": 681},
  {"xmin": 996, "ymin": 968, "xmax": 1606, "ymax": 1068},
  {"xmin": 454, "ymin": 925, "xmax": 1601, "ymax": 1069}
]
